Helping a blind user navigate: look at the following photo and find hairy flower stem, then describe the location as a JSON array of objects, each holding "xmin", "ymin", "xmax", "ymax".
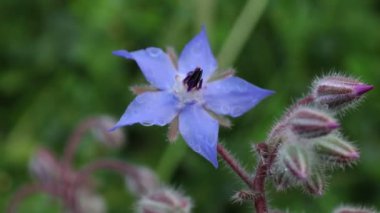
[
  {"xmin": 217, "ymin": 144, "xmax": 251, "ymax": 187},
  {"xmin": 252, "ymin": 143, "xmax": 276, "ymax": 213},
  {"xmin": 62, "ymin": 118, "xmax": 98, "ymax": 167},
  {"xmin": 251, "ymin": 96, "xmax": 315, "ymax": 213},
  {"xmin": 78, "ymin": 159, "xmax": 139, "ymax": 178},
  {"xmin": 218, "ymin": 96, "xmax": 315, "ymax": 213},
  {"xmin": 285, "ymin": 95, "xmax": 315, "ymax": 117}
]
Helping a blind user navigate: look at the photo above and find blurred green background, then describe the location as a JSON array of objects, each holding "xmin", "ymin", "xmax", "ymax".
[{"xmin": 1, "ymin": 0, "xmax": 380, "ymax": 212}]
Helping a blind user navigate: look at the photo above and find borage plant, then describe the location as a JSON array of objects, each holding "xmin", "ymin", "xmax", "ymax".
[
  {"xmin": 111, "ymin": 27, "xmax": 376, "ymax": 213},
  {"xmin": 10, "ymin": 27, "xmax": 375, "ymax": 213}
]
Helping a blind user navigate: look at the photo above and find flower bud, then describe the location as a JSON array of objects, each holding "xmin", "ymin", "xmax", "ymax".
[
  {"xmin": 125, "ymin": 166, "xmax": 160, "ymax": 196},
  {"xmin": 303, "ymin": 170, "xmax": 325, "ymax": 196},
  {"xmin": 288, "ymin": 107, "xmax": 339, "ymax": 139},
  {"xmin": 314, "ymin": 135, "xmax": 359, "ymax": 166},
  {"xmin": 137, "ymin": 188, "xmax": 192, "ymax": 213},
  {"xmin": 333, "ymin": 205, "xmax": 378, "ymax": 213},
  {"xmin": 77, "ymin": 188, "xmax": 107, "ymax": 213},
  {"xmin": 231, "ymin": 190, "xmax": 256, "ymax": 204},
  {"xmin": 29, "ymin": 148, "xmax": 61, "ymax": 183},
  {"xmin": 278, "ymin": 144, "xmax": 311, "ymax": 181},
  {"xmin": 93, "ymin": 116, "xmax": 125, "ymax": 148},
  {"xmin": 312, "ymin": 75, "xmax": 374, "ymax": 111},
  {"xmin": 272, "ymin": 172, "xmax": 291, "ymax": 191}
]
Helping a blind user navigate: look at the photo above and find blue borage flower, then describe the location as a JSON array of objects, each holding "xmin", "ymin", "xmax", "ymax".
[{"xmin": 111, "ymin": 27, "xmax": 274, "ymax": 167}]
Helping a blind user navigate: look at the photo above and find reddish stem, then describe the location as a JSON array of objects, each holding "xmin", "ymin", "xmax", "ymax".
[
  {"xmin": 78, "ymin": 159, "xmax": 138, "ymax": 179},
  {"xmin": 251, "ymin": 143, "xmax": 280, "ymax": 213},
  {"xmin": 62, "ymin": 118, "xmax": 98, "ymax": 167},
  {"xmin": 251, "ymin": 96, "xmax": 314, "ymax": 213},
  {"xmin": 217, "ymin": 143, "xmax": 251, "ymax": 188}
]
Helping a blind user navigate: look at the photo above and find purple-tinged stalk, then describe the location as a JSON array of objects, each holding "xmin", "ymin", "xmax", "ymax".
[{"xmin": 63, "ymin": 116, "xmax": 125, "ymax": 167}]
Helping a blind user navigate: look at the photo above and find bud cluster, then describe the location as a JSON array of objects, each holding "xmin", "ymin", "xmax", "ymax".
[{"xmin": 267, "ymin": 74, "xmax": 372, "ymax": 196}]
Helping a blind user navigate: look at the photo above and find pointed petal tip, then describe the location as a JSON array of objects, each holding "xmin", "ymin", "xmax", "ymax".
[
  {"xmin": 112, "ymin": 50, "xmax": 132, "ymax": 59},
  {"xmin": 266, "ymin": 89, "xmax": 276, "ymax": 96},
  {"xmin": 108, "ymin": 126, "xmax": 119, "ymax": 132},
  {"xmin": 211, "ymin": 159, "xmax": 219, "ymax": 168},
  {"xmin": 327, "ymin": 122, "xmax": 340, "ymax": 130},
  {"xmin": 355, "ymin": 84, "xmax": 374, "ymax": 95},
  {"xmin": 200, "ymin": 25, "xmax": 208, "ymax": 35},
  {"xmin": 348, "ymin": 150, "xmax": 360, "ymax": 160}
]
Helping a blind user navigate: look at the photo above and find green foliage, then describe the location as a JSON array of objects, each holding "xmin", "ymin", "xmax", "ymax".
[{"xmin": 1, "ymin": 0, "xmax": 379, "ymax": 212}]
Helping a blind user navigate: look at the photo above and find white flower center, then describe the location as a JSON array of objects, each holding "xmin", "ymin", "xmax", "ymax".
[{"xmin": 172, "ymin": 75, "xmax": 204, "ymax": 107}]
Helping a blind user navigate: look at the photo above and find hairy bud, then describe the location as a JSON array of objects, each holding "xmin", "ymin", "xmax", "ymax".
[
  {"xmin": 137, "ymin": 188, "xmax": 192, "ymax": 213},
  {"xmin": 93, "ymin": 116, "xmax": 125, "ymax": 148},
  {"xmin": 125, "ymin": 166, "xmax": 160, "ymax": 197},
  {"xmin": 303, "ymin": 170, "xmax": 325, "ymax": 196},
  {"xmin": 288, "ymin": 107, "xmax": 339, "ymax": 139},
  {"xmin": 312, "ymin": 75, "xmax": 373, "ymax": 111},
  {"xmin": 77, "ymin": 189, "xmax": 107, "ymax": 213},
  {"xmin": 278, "ymin": 144, "xmax": 311, "ymax": 181},
  {"xmin": 29, "ymin": 148, "xmax": 61, "ymax": 183},
  {"xmin": 272, "ymin": 172, "xmax": 291, "ymax": 191},
  {"xmin": 333, "ymin": 205, "xmax": 378, "ymax": 213},
  {"xmin": 314, "ymin": 135, "xmax": 359, "ymax": 166}
]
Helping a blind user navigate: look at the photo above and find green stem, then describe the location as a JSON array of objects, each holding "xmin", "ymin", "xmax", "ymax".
[
  {"xmin": 218, "ymin": 0, "xmax": 269, "ymax": 68},
  {"xmin": 156, "ymin": 140, "xmax": 188, "ymax": 182}
]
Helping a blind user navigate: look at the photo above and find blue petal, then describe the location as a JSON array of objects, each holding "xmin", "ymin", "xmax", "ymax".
[
  {"xmin": 203, "ymin": 77, "xmax": 274, "ymax": 117},
  {"xmin": 179, "ymin": 104, "xmax": 219, "ymax": 168},
  {"xmin": 111, "ymin": 91, "xmax": 179, "ymax": 130},
  {"xmin": 178, "ymin": 26, "xmax": 217, "ymax": 81},
  {"xmin": 113, "ymin": 48, "xmax": 176, "ymax": 90}
]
